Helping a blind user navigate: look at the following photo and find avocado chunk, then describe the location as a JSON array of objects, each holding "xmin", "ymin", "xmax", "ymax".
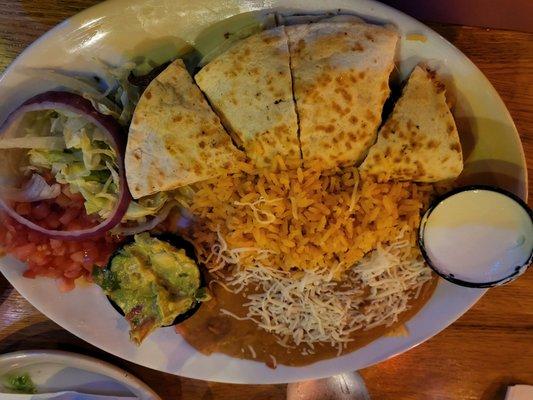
[{"xmin": 94, "ymin": 233, "xmax": 209, "ymax": 344}]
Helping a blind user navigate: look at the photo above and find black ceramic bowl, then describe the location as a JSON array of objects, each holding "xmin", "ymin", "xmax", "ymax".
[
  {"xmin": 418, "ymin": 185, "xmax": 532, "ymax": 288},
  {"xmin": 104, "ymin": 233, "xmax": 205, "ymax": 326}
]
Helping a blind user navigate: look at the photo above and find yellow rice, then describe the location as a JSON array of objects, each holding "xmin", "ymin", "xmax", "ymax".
[{"xmin": 181, "ymin": 159, "xmax": 436, "ymax": 276}]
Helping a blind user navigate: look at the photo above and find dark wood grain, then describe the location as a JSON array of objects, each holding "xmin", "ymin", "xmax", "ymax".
[{"xmin": 0, "ymin": 2, "xmax": 532, "ymax": 399}]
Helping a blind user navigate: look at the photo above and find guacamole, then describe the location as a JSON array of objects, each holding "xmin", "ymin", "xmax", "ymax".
[{"xmin": 94, "ymin": 233, "xmax": 209, "ymax": 344}]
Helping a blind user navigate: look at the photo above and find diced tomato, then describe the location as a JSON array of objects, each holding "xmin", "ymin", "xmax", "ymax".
[
  {"xmin": 67, "ymin": 241, "xmax": 80, "ymax": 254},
  {"xmin": 62, "ymin": 186, "xmax": 84, "ymax": 202},
  {"xmin": 49, "ymin": 239, "xmax": 62, "ymax": 250},
  {"xmin": 0, "ymin": 178, "xmax": 123, "ymax": 290},
  {"xmin": 58, "ymin": 277, "xmax": 75, "ymax": 292},
  {"xmin": 22, "ymin": 269, "xmax": 37, "ymax": 279},
  {"xmin": 64, "ymin": 261, "xmax": 83, "ymax": 278},
  {"xmin": 82, "ymin": 263, "xmax": 94, "ymax": 273},
  {"xmin": 67, "ymin": 221, "xmax": 83, "ymax": 231},
  {"xmin": 70, "ymin": 251, "xmax": 85, "ymax": 263},
  {"xmin": 27, "ymin": 230, "xmax": 46, "ymax": 245},
  {"xmin": 11, "ymin": 243, "xmax": 37, "ymax": 261},
  {"xmin": 59, "ymin": 207, "xmax": 80, "ymax": 226},
  {"xmin": 45, "ymin": 213, "xmax": 61, "ymax": 229},
  {"xmin": 31, "ymin": 252, "xmax": 50, "ymax": 267},
  {"xmin": 31, "ymin": 202, "xmax": 51, "ymax": 220},
  {"xmin": 54, "ymin": 193, "xmax": 72, "ymax": 208},
  {"xmin": 15, "ymin": 202, "xmax": 31, "ymax": 216}
]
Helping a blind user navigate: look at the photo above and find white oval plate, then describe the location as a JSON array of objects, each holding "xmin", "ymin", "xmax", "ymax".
[
  {"xmin": 0, "ymin": 350, "xmax": 161, "ymax": 399},
  {"xmin": 0, "ymin": 0, "xmax": 527, "ymax": 384}
]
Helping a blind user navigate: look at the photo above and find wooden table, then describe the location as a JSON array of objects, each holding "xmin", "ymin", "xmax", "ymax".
[{"xmin": 0, "ymin": 1, "xmax": 532, "ymax": 399}]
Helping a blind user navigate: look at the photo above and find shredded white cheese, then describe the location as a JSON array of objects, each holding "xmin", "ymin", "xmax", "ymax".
[
  {"xmin": 233, "ymin": 197, "xmax": 281, "ymax": 225},
  {"xmin": 247, "ymin": 344, "xmax": 257, "ymax": 359},
  {"xmin": 269, "ymin": 354, "xmax": 278, "ymax": 368},
  {"xmin": 211, "ymin": 231, "xmax": 432, "ymax": 352}
]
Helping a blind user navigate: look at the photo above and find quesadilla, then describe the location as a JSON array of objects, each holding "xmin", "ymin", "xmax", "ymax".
[
  {"xmin": 359, "ymin": 65, "xmax": 463, "ymax": 182},
  {"xmin": 125, "ymin": 59, "xmax": 243, "ymax": 199},
  {"xmin": 285, "ymin": 21, "xmax": 398, "ymax": 169},
  {"xmin": 195, "ymin": 27, "xmax": 300, "ymax": 168}
]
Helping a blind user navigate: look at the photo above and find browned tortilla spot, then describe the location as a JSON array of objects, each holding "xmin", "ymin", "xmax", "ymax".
[
  {"xmin": 335, "ymin": 87, "xmax": 353, "ymax": 103},
  {"xmin": 426, "ymin": 140, "xmax": 439, "ymax": 149},
  {"xmin": 316, "ymin": 124, "xmax": 335, "ymax": 133},
  {"xmin": 331, "ymin": 101, "xmax": 344, "ymax": 115},
  {"xmin": 352, "ymin": 42, "xmax": 364, "ymax": 51},
  {"xmin": 365, "ymin": 110, "xmax": 376, "ymax": 122},
  {"xmin": 365, "ymin": 32, "xmax": 375, "ymax": 41}
]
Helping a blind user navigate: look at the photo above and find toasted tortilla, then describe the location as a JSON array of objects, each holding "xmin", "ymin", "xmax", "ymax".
[
  {"xmin": 126, "ymin": 59, "xmax": 243, "ymax": 199},
  {"xmin": 286, "ymin": 21, "xmax": 398, "ymax": 169},
  {"xmin": 195, "ymin": 27, "xmax": 300, "ymax": 168},
  {"xmin": 359, "ymin": 65, "xmax": 463, "ymax": 182}
]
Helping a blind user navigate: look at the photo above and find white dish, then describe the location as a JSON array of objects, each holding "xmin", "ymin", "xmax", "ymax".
[
  {"xmin": 0, "ymin": 350, "xmax": 161, "ymax": 399},
  {"xmin": 0, "ymin": 0, "xmax": 527, "ymax": 384}
]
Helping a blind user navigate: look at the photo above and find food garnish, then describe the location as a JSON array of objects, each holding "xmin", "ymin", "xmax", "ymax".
[
  {"xmin": 94, "ymin": 233, "xmax": 209, "ymax": 344},
  {"xmin": 0, "ymin": 91, "xmax": 130, "ymax": 240}
]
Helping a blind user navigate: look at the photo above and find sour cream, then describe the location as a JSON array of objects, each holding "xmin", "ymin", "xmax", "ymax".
[{"xmin": 420, "ymin": 188, "xmax": 532, "ymax": 287}]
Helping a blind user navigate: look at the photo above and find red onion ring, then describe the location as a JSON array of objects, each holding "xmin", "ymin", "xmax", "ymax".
[{"xmin": 0, "ymin": 91, "xmax": 131, "ymax": 240}]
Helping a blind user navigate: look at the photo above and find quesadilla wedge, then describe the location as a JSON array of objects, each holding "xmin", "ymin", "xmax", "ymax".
[
  {"xmin": 359, "ymin": 65, "xmax": 463, "ymax": 182},
  {"xmin": 195, "ymin": 26, "xmax": 300, "ymax": 168},
  {"xmin": 126, "ymin": 59, "xmax": 243, "ymax": 199},
  {"xmin": 286, "ymin": 21, "xmax": 398, "ymax": 169}
]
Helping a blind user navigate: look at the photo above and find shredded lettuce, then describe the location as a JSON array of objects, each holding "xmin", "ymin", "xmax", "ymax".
[
  {"xmin": 21, "ymin": 61, "xmax": 141, "ymax": 128},
  {"xmin": 87, "ymin": 60, "xmax": 140, "ymax": 126},
  {"xmin": 0, "ymin": 136, "xmax": 65, "ymax": 150},
  {"xmin": 0, "ymin": 60, "xmax": 175, "ymax": 230},
  {"xmin": 22, "ymin": 111, "xmax": 169, "ymax": 223},
  {"xmin": 124, "ymin": 191, "xmax": 169, "ymax": 221},
  {"xmin": 26, "ymin": 111, "xmax": 120, "ymax": 219}
]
